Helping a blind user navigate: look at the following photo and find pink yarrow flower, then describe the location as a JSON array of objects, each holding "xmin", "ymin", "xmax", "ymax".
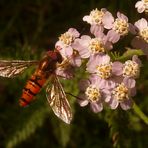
[
  {"xmin": 108, "ymin": 77, "xmax": 136, "ymax": 110},
  {"xmin": 77, "ymin": 76, "xmax": 111, "ymax": 113},
  {"xmin": 83, "ymin": 8, "xmax": 111, "ymax": 27},
  {"xmin": 133, "ymin": 18, "xmax": 148, "ymax": 43},
  {"xmin": 112, "ymin": 55, "xmax": 141, "ymax": 79},
  {"xmin": 135, "ymin": 0, "xmax": 148, "ymax": 14},
  {"xmin": 55, "ymin": 28, "xmax": 80, "ymax": 58},
  {"xmin": 131, "ymin": 18, "xmax": 148, "ymax": 56},
  {"xmin": 72, "ymin": 30, "xmax": 113, "ymax": 58},
  {"xmin": 86, "ymin": 54, "xmax": 123, "ymax": 89},
  {"xmin": 103, "ymin": 12, "xmax": 131, "ymax": 43}
]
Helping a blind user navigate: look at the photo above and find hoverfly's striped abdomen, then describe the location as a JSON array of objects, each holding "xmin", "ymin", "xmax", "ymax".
[
  {"xmin": 19, "ymin": 51, "xmax": 62, "ymax": 107},
  {"xmin": 19, "ymin": 72, "xmax": 47, "ymax": 106}
]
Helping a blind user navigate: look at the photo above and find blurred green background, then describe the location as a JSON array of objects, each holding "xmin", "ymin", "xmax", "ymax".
[{"xmin": 0, "ymin": 0, "xmax": 148, "ymax": 148}]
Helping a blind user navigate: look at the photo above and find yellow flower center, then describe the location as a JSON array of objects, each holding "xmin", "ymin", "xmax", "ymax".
[
  {"xmin": 88, "ymin": 38, "xmax": 105, "ymax": 54},
  {"xmin": 144, "ymin": 0, "xmax": 148, "ymax": 13},
  {"xmin": 59, "ymin": 32, "xmax": 74, "ymax": 46},
  {"xmin": 112, "ymin": 83, "xmax": 129, "ymax": 102},
  {"xmin": 123, "ymin": 60, "xmax": 140, "ymax": 78},
  {"xmin": 113, "ymin": 18, "xmax": 129, "ymax": 36},
  {"xmin": 96, "ymin": 63, "xmax": 112, "ymax": 79},
  {"xmin": 139, "ymin": 28, "xmax": 148, "ymax": 43},
  {"xmin": 90, "ymin": 8, "xmax": 105, "ymax": 25},
  {"xmin": 85, "ymin": 85, "xmax": 101, "ymax": 102}
]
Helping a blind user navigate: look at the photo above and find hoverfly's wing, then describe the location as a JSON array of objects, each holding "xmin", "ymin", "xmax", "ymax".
[
  {"xmin": 0, "ymin": 60, "xmax": 38, "ymax": 78},
  {"xmin": 46, "ymin": 75, "xmax": 72, "ymax": 124}
]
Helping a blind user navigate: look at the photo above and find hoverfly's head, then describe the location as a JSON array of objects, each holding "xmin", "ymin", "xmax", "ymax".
[{"xmin": 47, "ymin": 50, "xmax": 63, "ymax": 64}]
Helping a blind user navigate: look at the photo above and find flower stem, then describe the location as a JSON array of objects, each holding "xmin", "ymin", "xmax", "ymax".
[
  {"xmin": 115, "ymin": 49, "xmax": 144, "ymax": 61},
  {"xmin": 133, "ymin": 102, "xmax": 148, "ymax": 125}
]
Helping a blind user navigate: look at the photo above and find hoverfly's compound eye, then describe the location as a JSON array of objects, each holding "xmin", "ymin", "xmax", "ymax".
[{"xmin": 47, "ymin": 50, "xmax": 63, "ymax": 63}]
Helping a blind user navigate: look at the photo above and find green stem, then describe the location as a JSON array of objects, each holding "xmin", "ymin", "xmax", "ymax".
[
  {"xmin": 114, "ymin": 49, "xmax": 144, "ymax": 62},
  {"xmin": 133, "ymin": 102, "xmax": 148, "ymax": 125}
]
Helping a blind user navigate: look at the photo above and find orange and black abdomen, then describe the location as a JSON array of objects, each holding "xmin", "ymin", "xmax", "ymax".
[
  {"xmin": 19, "ymin": 70, "xmax": 48, "ymax": 107},
  {"xmin": 19, "ymin": 50, "xmax": 62, "ymax": 107}
]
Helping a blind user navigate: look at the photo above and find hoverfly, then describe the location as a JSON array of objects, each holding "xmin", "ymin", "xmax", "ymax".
[{"xmin": 0, "ymin": 50, "xmax": 72, "ymax": 124}]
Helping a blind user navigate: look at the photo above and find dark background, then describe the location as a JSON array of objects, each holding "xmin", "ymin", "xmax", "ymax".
[{"xmin": 0, "ymin": 0, "xmax": 148, "ymax": 148}]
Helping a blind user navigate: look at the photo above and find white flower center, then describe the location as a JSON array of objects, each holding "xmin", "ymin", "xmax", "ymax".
[
  {"xmin": 139, "ymin": 28, "xmax": 148, "ymax": 43},
  {"xmin": 96, "ymin": 63, "xmax": 112, "ymax": 79},
  {"xmin": 85, "ymin": 85, "xmax": 101, "ymax": 102},
  {"xmin": 113, "ymin": 18, "xmax": 129, "ymax": 36},
  {"xmin": 88, "ymin": 38, "xmax": 105, "ymax": 54},
  {"xmin": 59, "ymin": 32, "xmax": 74, "ymax": 46},
  {"xmin": 112, "ymin": 83, "xmax": 129, "ymax": 102},
  {"xmin": 89, "ymin": 8, "xmax": 105, "ymax": 25},
  {"xmin": 123, "ymin": 60, "xmax": 140, "ymax": 78}
]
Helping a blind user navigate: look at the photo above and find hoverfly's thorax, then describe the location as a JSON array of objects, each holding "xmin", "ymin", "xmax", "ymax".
[
  {"xmin": 38, "ymin": 51, "xmax": 63, "ymax": 73},
  {"xmin": 39, "ymin": 57, "xmax": 55, "ymax": 72}
]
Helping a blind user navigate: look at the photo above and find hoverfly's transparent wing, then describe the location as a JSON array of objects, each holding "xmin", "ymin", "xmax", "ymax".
[
  {"xmin": 46, "ymin": 75, "xmax": 72, "ymax": 124},
  {"xmin": 0, "ymin": 60, "xmax": 38, "ymax": 78}
]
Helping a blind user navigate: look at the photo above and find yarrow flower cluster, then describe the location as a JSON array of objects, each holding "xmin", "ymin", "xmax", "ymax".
[{"xmin": 54, "ymin": 1, "xmax": 147, "ymax": 113}]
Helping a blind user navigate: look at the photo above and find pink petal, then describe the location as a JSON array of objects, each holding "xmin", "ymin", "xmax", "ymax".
[
  {"xmin": 90, "ymin": 102, "xmax": 103, "ymax": 113},
  {"xmin": 77, "ymin": 94, "xmax": 89, "ymax": 107},
  {"xmin": 135, "ymin": 1, "xmax": 144, "ymax": 8},
  {"xmin": 55, "ymin": 41, "xmax": 63, "ymax": 48},
  {"xmin": 96, "ymin": 78, "xmax": 115, "ymax": 90},
  {"xmin": 132, "ymin": 55, "xmax": 141, "ymax": 66},
  {"xmin": 72, "ymin": 39, "xmax": 81, "ymax": 49},
  {"xmin": 107, "ymin": 30, "xmax": 120, "ymax": 43},
  {"xmin": 86, "ymin": 55, "xmax": 98, "ymax": 73},
  {"xmin": 79, "ymin": 48, "xmax": 90, "ymax": 58},
  {"xmin": 102, "ymin": 11, "xmax": 114, "ymax": 29},
  {"xmin": 137, "ymin": 7, "xmax": 145, "ymax": 13},
  {"xmin": 70, "ymin": 55, "xmax": 82, "ymax": 67},
  {"xmin": 97, "ymin": 54, "xmax": 110, "ymax": 65},
  {"xmin": 112, "ymin": 62, "xmax": 123, "ymax": 76},
  {"xmin": 72, "ymin": 38, "xmax": 90, "ymax": 58},
  {"xmin": 123, "ymin": 77, "xmax": 136, "ymax": 88},
  {"xmin": 117, "ymin": 12, "xmax": 128, "ymax": 22},
  {"xmin": 81, "ymin": 35, "xmax": 91, "ymax": 40},
  {"xmin": 65, "ymin": 46, "xmax": 73, "ymax": 57},
  {"xmin": 68, "ymin": 28, "xmax": 80, "ymax": 37},
  {"xmin": 120, "ymin": 99, "xmax": 133, "ymax": 110},
  {"xmin": 135, "ymin": 18, "xmax": 148, "ymax": 30},
  {"xmin": 109, "ymin": 98, "xmax": 119, "ymax": 109},
  {"xmin": 103, "ymin": 89, "xmax": 111, "ymax": 102},
  {"xmin": 83, "ymin": 16, "xmax": 91, "ymax": 23},
  {"xmin": 78, "ymin": 99, "xmax": 89, "ymax": 107},
  {"xmin": 90, "ymin": 75, "xmax": 105, "ymax": 89},
  {"xmin": 90, "ymin": 25, "xmax": 104, "ymax": 37},
  {"xmin": 130, "ymin": 87, "xmax": 137, "ymax": 97},
  {"xmin": 103, "ymin": 40, "xmax": 113, "ymax": 50}
]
